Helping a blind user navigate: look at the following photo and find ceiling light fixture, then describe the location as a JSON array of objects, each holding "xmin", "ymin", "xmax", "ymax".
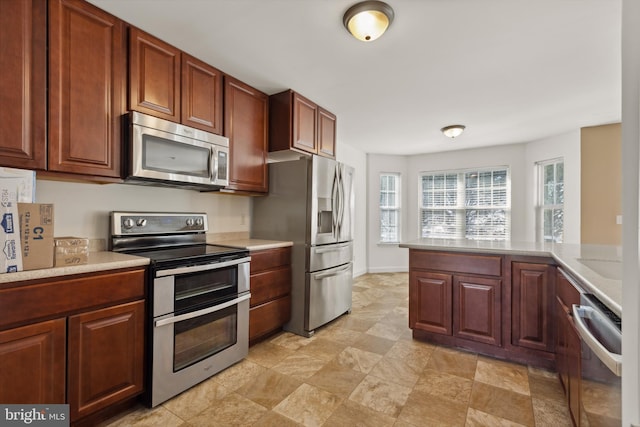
[
  {"xmin": 343, "ymin": 1, "xmax": 394, "ymax": 42},
  {"xmin": 441, "ymin": 125, "xmax": 466, "ymax": 138}
]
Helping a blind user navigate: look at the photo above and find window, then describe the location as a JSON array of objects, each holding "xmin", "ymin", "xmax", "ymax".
[
  {"xmin": 537, "ymin": 159, "xmax": 564, "ymax": 242},
  {"xmin": 420, "ymin": 167, "xmax": 510, "ymax": 240},
  {"xmin": 380, "ymin": 173, "xmax": 400, "ymax": 243}
]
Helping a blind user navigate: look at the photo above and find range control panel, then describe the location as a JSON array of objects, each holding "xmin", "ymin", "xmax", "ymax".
[{"xmin": 111, "ymin": 212, "xmax": 208, "ymax": 235}]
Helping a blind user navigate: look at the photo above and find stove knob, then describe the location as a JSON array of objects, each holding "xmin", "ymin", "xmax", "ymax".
[
  {"xmin": 123, "ymin": 218, "xmax": 134, "ymax": 229},
  {"xmin": 136, "ymin": 218, "xmax": 147, "ymax": 227},
  {"xmin": 195, "ymin": 217, "xmax": 204, "ymax": 227},
  {"xmin": 186, "ymin": 218, "xmax": 195, "ymax": 227}
]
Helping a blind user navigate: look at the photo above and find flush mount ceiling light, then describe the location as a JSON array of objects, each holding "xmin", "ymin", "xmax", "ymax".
[
  {"xmin": 441, "ymin": 125, "xmax": 466, "ymax": 138},
  {"xmin": 343, "ymin": 1, "xmax": 394, "ymax": 42}
]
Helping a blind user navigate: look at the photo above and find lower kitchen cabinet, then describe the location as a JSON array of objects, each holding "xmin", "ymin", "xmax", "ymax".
[
  {"xmin": 511, "ymin": 261, "xmax": 556, "ymax": 352},
  {"xmin": 0, "ymin": 319, "xmax": 66, "ymax": 404},
  {"xmin": 409, "ymin": 271, "xmax": 452, "ymax": 335},
  {"xmin": 454, "ymin": 275, "xmax": 502, "ymax": 346},
  {"xmin": 0, "ymin": 268, "xmax": 145, "ymax": 425},
  {"xmin": 67, "ymin": 300, "xmax": 144, "ymax": 421},
  {"xmin": 248, "ymin": 247, "xmax": 292, "ymax": 343},
  {"xmin": 408, "ymin": 250, "xmax": 503, "ymax": 348},
  {"xmin": 556, "ymin": 268, "xmax": 582, "ymax": 426}
]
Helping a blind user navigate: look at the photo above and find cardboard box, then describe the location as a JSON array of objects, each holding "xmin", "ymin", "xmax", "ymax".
[
  {"xmin": 54, "ymin": 237, "xmax": 89, "ymax": 267},
  {"xmin": 0, "ymin": 199, "xmax": 22, "ymax": 273},
  {"xmin": 18, "ymin": 203, "xmax": 54, "ymax": 271},
  {"xmin": 0, "ymin": 167, "xmax": 35, "ymax": 202}
]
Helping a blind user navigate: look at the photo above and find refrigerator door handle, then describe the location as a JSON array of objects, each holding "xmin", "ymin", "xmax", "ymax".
[
  {"xmin": 331, "ymin": 166, "xmax": 340, "ymax": 239},
  {"xmin": 313, "ymin": 264, "xmax": 351, "ymax": 280},
  {"xmin": 314, "ymin": 242, "xmax": 352, "ymax": 254}
]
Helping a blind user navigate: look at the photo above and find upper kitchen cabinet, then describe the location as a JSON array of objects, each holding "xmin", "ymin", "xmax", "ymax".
[
  {"xmin": 269, "ymin": 90, "xmax": 336, "ymax": 159},
  {"xmin": 0, "ymin": 0, "xmax": 47, "ymax": 170},
  {"xmin": 48, "ymin": 0, "xmax": 126, "ymax": 178},
  {"xmin": 129, "ymin": 28, "xmax": 223, "ymax": 134},
  {"xmin": 223, "ymin": 76, "xmax": 269, "ymax": 193}
]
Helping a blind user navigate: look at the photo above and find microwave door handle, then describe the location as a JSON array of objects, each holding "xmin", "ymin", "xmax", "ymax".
[
  {"xmin": 572, "ymin": 304, "xmax": 623, "ymax": 376},
  {"xmin": 210, "ymin": 147, "xmax": 218, "ymax": 183}
]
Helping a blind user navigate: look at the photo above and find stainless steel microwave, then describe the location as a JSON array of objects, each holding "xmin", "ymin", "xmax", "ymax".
[{"xmin": 126, "ymin": 111, "xmax": 229, "ymax": 190}]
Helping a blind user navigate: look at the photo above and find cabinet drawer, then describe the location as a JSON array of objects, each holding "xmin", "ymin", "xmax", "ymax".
[
  {"xmin": 250, "ymin": 266, "xmax": 291, "ymax": 307},
  {"xmin": 557, "ymin": 269, "xmax": 581, "ymax": 306},
  {"xmin": 0, "ymin": 269, "xmax": 145, "ymax": 329},
  {"xmin": 249, "ymin": 295, "xmax": 291, "ymax": 342},
  {"xmin": 250, "ymin": 247, "xmax": 291, "ymax": 274},
  {"xmin": 410, "ymin": 250, "xmax": 502, "ymax": 277}
]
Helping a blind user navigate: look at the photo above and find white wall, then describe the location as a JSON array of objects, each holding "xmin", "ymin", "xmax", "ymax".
[
  {"xmin": 337, "ymin": 142, "xmax": 368, "ymax": 277},
  {"xmin": 35, "ymin": 180, "xmax": 250, "ymax": 241},
  {"xmin": 524, "ymin": 130, "xmax": 581, "ymax": 244},
  {"xmin": 366, "ymin": 154, "xmax": 409, "ymax": 273},
  {"xmin": 621, "ymin": 1, "xmax": 640, "ymax": 424}
]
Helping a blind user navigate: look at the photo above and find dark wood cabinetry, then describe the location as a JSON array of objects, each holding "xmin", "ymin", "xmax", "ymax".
[
  {"xmin": 68, "ymin": 300, "xmax": 144, "ymax": 420},
  {"xmin": 223, "ymin": 76, "xmax": 269, "ymax": 193},
  {"xmin": 0, "ymin": 319, "xmax": 65, "ymax": 404},
  {"xmin": 409, "ymin": 250, "xmax": 503, "ymax": 348},
  {"xmin": 269, "ymin": 90, "xmax": 336, "ymax": 159},
  {"xmin": 454, "ymin": 275, "xmax": 502, "ymax": 346},
  {"xmin": 129, "ymin": 28, "xmax": 223, "ymax": 134},
  {"xmin": 409, "ymin": 271, "xmax": 452, "ymax": 335},
  {"xmin": 0, "ymin": 0, "xmax": 47, "ymax": 170},
  {"xmin": 0, "ymin": 268, "xmax": 145, "ymax": 424},
  {"xmin": 48, "ymin": 0, "xmax": 126, "ymax": 178},
  {"xmin": 556, "ymin": 268, "xmax": 582, "ymax": 426},
  {"xmin": 248, "ymin": 247, "xmax": 292, "ymax": 343},
  {"xmin": 511, "ymin": 262, "xmax": 556, "ymax": 352}
]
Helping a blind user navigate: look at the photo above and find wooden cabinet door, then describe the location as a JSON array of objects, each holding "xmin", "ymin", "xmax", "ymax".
[
  {"xmin": 409, "ymin": 271, "xmax": 452, "ymax": 335},
  {"xmin": 0, "ymin": 319, "xmax": 65, "ymax": 404},
  {"xmin": 67, "ymin": 300, "xmax": 144, "ymax": 421},
  {"xmin": 249, "ymin": 295, "xmax": 291, "ymax": 343},
  {"xmin": 453, "ymin": 275, "xmax": 501, "ymax": 346},
  {"xmin": 224, "ymin": 76, "xmax": 269, "ymax": 193},
  {"xmin": 129, "ymin": 27, "xmax": 181, "ymax": 122},
  {"xmin": 511, "ymin": 262, "xmax": 555, "ymax": 352},
  {"xmin": 182, "ymin": 53, "xmax": 223, "ymax": 134},
  {"xmin": 556, "ymin": 297, "xmax": 569, "ymax": 393},
  {"xmin": 292, "ymin": 92, "xmax": 318, "ymax": 154},
  {"xmin": 317, "ymin": 107, "xmax": 336, "ymax": 159},
  {"xmin": 48, "ymin": 0, "xmax": 126, "ymax": 177},
  {"xmin": 0, "ymin": 0, "xmax": 46, "ymax": 170}
]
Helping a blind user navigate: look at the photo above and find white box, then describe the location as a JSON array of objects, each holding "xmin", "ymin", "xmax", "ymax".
[
  {"xmin": 1, "ymin": 197, "xmax": 23, "ymax": 273},
  {"xmin": 0, "ymin": 167, "xmax": 36, "ymax": 203}
]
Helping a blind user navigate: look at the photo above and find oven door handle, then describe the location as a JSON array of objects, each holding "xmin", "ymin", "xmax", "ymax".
[
  {"xmin": 155, "ymin": 293, "xmax": 251, "ymax": 327},
  {"xmin": 572, "ymin": 304, "xmax": 623, "ymax": 376},
  {"xmin": 155, "ymin": 257, "xmax": 251, "ymax": 277}
]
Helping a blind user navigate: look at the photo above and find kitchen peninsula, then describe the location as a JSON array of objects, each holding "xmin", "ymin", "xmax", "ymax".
[{"xmin": 400, "ymin": 238, "xmax": 621, "ymax": 366}]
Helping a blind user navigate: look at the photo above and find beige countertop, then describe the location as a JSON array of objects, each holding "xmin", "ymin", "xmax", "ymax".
[
  {"xmin": 400, "ymin": 238, "xmax": 622, "ymax": 316},
  {"xmin": 207, "ymin": 237, "xmax": 293, "ymax": 251},
  {"xmin": 0, "ymin": 251, "xmax": 150, "ymax": 284}
]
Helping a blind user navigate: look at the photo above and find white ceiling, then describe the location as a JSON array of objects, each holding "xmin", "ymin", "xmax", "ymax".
[{"xmin": 89, "ymin": 0, "xmax": 622, "ymax": 156}]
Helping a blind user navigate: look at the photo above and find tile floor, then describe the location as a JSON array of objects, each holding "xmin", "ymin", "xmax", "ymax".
[{"xmin": 101, "ymin": 273, "xmax": 573, "ymax": 427}]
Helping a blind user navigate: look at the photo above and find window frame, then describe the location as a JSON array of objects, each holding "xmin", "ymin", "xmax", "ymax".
[
  {"xmin": 536, "ymin": 158, "xmax": 564, "ymax": 243},
  {"xmin": 418, "ymin": 166, "xmax": 511, "ymax": 241},
  {"xmin": 379, "ymin": 172, "xmax": 401, "ymax": 244}
]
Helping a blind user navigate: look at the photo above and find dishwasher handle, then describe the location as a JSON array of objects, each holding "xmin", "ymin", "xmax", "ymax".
[{"xmin": 572, "ymin": 304, "xmax": 622, "ymax": 376}]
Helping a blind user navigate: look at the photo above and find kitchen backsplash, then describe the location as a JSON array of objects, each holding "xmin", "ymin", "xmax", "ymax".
[{"xmin": 35, "ymin": 179, "xmax": 251, "ymax": 242}]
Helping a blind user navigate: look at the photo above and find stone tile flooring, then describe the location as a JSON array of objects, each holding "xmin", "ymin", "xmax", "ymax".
[{"xmin": 101, "ymin": 273, "xmax": 572, "ymax": 427}]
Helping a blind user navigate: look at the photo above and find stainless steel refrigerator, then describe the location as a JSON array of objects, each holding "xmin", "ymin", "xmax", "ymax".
[{"xmin": 252, "ymin": 155, "xmax": 354, "ymax": 337}]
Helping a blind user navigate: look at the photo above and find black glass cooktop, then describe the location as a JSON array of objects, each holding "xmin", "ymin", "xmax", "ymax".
[{"xmin": 127, "ymin": 244, "xmax": 248, "ymax": 266}]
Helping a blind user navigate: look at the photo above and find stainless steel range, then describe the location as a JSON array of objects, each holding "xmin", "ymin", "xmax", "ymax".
[{"xmin": 110, "ymin": 212, "xmax": 250, "ymax": 407}]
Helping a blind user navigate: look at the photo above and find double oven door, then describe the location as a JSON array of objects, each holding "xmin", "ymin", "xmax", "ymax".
[{"xmin": 149, "ymin": 257, "xmax": 250, "ymax": 407}]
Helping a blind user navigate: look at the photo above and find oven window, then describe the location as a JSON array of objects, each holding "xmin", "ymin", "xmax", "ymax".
[
  {"xmin": 173, "ymin": 303, "xmax": 237, "ymax": 371},
  {"xmin": 142, "ymin": 134, "xmax": 210, "ymax": 177},
  {"xmin": 174, "ymin": 266, "xmax": 237, "ymax": 312}
]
